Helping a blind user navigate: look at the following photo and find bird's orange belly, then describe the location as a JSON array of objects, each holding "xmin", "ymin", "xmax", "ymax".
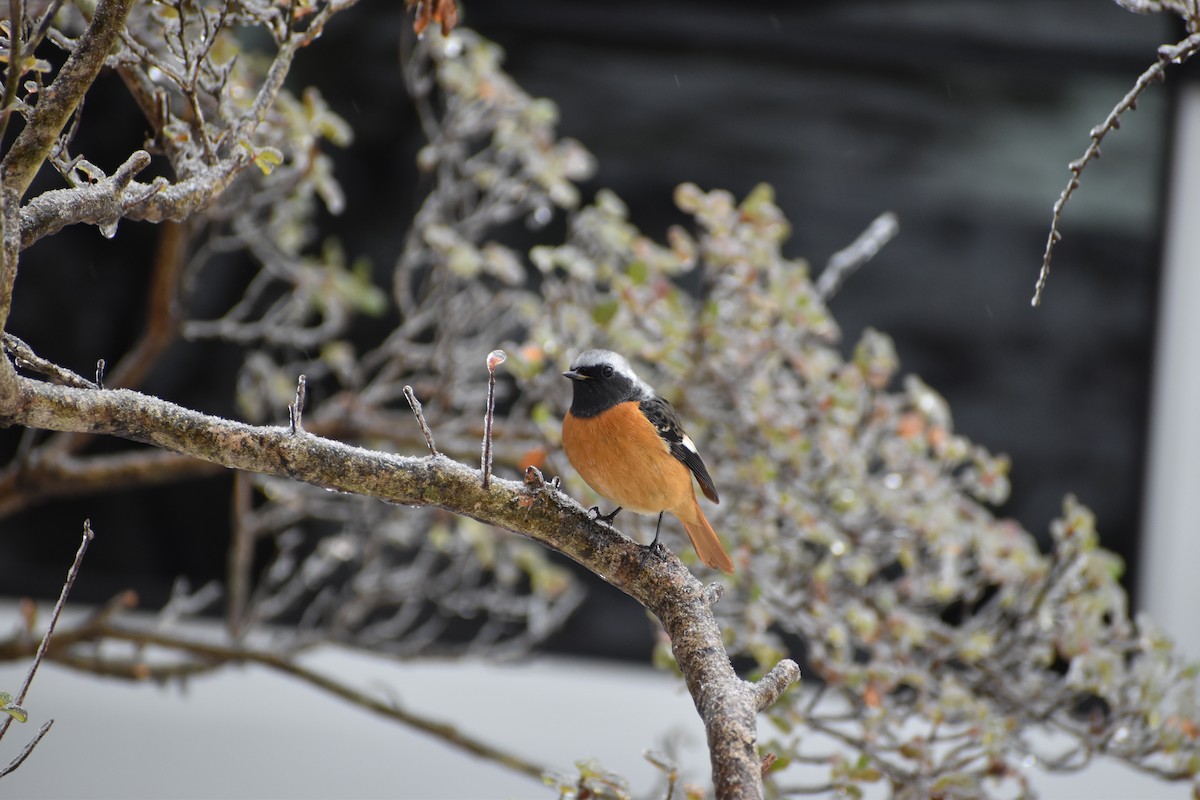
[{"xmin": 562, "ymin": 402, "xmax": 691, "ymax": 515}]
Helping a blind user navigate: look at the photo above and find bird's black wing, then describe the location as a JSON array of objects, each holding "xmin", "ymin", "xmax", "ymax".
[{"xmin": 639, "ymin": 395, "xmax": 719, "ymax": 503}]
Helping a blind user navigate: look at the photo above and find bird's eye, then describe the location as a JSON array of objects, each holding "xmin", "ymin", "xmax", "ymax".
[{"xmin": 601, "ymin": 365, "xmax": 615, "ymax": 378}]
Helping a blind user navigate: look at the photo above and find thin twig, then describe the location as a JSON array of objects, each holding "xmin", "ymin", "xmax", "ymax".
[
  {"xmin": 481, "ymin": 349, "xmax": 505, "ymax": 489},
  {"xmin": 28, "ymin": 0, "xmax": 68, "ymax": 59},
  {"xmin": 752, "ymin": 659, "xmax": 802, "ymax": 712},
  {"xmin": 90, "ymin": 623, "xmax": 549, "ymax": 781},
  {"xmin": 1, "ymin": 0, "xmax": 140, "ymax": 201},
  {"xmin": 2, "ymin": 333, "xmax": 97, "ymax": 388},
  {"xmin": 643, "ymin": 749, "xmax": 679, "ymax": 797},
  {"xmin": 289, "ymin": 374, "xmax": 307, "ymax": 434},
  {"xmin": 0, "ymin": 0, "xmax": 25, "ymax": 146},
  {"xmin": 403, "ymin": 385, "xmax": 438, "ymax": 455},
  {"xmin": 1032, "ymin": 31, "xmax": 1200, "ymax": 306},
  {"xmin": 815, "ymin": 212, "xmax": 899, "ymax": 301},
  {"xmin": 0, "ymin": 719, "xmax": 53, "ymax": 779},
  {"xmin": 0, "ymin": 520, "xmax": 94, "ymax": 744}
]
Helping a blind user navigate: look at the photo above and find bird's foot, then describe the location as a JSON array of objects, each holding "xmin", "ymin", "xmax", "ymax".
[
  {"xmin": 639, "ymin": 539, "xmax": 669, "ymax": 569},
  {"xmin": 588, "ymin": 506, "xmax": 622, "ymax": 525}
]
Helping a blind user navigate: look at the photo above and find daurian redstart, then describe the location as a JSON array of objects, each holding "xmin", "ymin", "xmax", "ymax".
[{"xmin": 561, "ymin": 349, "xmax": 735, "ymax": 573}]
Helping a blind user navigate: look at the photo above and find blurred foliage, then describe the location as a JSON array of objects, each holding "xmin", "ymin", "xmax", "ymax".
[{"xmin": 332, "ymin": 26, "xmax": 1195, "ymax": 799}]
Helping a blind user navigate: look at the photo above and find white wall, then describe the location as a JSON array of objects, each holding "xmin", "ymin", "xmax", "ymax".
[{"xmin": 1140, "ymin": 82, "xmax": 1200, "ymax": 660}]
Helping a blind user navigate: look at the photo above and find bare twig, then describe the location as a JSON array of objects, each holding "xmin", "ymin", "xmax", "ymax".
[
  {"xmin": 0, "ymin": 0, "xmax": 25, "ymax": 148},
  {"xmin": 404, "ymin": 385, "xmax": 438, "ymax": 456},
  {"xmin": 0, "ymin": 152, "xmax": 22, "ymax": 383},
  {"xmin": 28, "ymin": 0, "xmax": 68, "ymax": 58},
  {"xmin": 18, "ymin": 149, "xmax": 160, "ymax": 248},
  {"xmin": 1, "ymin": 0, "xmax": 139, "ymax": 201},
  {"xmin": 752, "ymin": 659, "xmax": 802, "ymax": 712},
  {"xmin": 816, "ymin": 212, "xmax": 899, "ymax": 301},
  {"xmin": 0, "ymin": 720, "xmax": 53, "ymax": 779},
  {"xmin": 1032, "ymin": 31, "xmax": 1200, "ymax": 306},
  {"xmin": 643, "ymin": 749, "xmax": 680, "ymax": 797},
  {"xmin": 0, "ymin": 520, "xmax": 95, "ymax": 746},
  {"xmin": 0, "ymin": 402, "xmax": 519, "ymax": 522},
  {"xmin": 481, "ymin": 349, "xmax": 505, "ymax": 489},
  {"xmin": 1113, "ymin": 0, "xmax": 1197, "ymax": 15},
  {"xmin": 45, "ymin": 619, "xmax": 549, "ymax": 781},
  {"xmin": 2, "ymin": 334, "xmax": 97, "ymax": 388},
  {"xmin": 289, "ymin": 374, "xmax": 307, "ymax": 434}
]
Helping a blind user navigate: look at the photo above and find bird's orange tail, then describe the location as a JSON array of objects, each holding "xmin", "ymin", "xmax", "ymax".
[{"xmin": 676, "ymin": 497, "xmax": 734, "ymax": 574}]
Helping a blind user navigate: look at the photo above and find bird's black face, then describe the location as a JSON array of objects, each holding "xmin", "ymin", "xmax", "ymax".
[{"xmin": 564, "ymin": 361, "xmax": 637, "ymax": 418}]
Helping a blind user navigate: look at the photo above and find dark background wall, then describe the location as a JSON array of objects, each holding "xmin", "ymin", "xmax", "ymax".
[{"xmin": 0, "ymin": 1, "xmax": 1174, "ymax": 661}]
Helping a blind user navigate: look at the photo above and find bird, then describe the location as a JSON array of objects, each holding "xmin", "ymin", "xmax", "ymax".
[{"xmin": 561, "ymin": 349, "xmax": 734, "ymax": 573}]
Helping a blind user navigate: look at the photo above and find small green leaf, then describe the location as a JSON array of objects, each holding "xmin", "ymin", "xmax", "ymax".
[
  {"xmin": 346, "ymin": 260, "xmax": 388, "ymax": 316},
  {"xmin": 591, "ymin": 299, "xmax": 619, "ymax": 325},
  {"xmin": 252, "ymin": 146, "xmax": 284, "ymax": 176},
  {"xmin": 1, "ymin": 693, "xmax": 28, "ymax": 723},
  {"xmin": 625, "ymin": 260, "xmax": 649, "ymax": 285}
]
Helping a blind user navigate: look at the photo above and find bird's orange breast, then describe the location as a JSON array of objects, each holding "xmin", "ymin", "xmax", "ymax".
[
  {"xmin": 562, "ymin": 401, "xmax": 694, "ymax": 515},
  {"xmin": 563, "ymin": 398, "xmax": 734, "ymax": 572}
]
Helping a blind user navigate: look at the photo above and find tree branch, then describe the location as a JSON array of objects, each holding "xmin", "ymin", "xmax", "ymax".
[
  {"xmin": 815, "ymin": 211, "xmax": 899, "ymax": 301},
  {"xmin": 18, "ymin": 150, "xmax": 161, "ymax": 248},
  {"xmin": 3, "ymin": 333, "xmax": 97, "ymax": 389},
  {"xmin": 0, "ymin": 614, "xmax": 549, "ymax": 782},
  {"xmin": 0, "ymin": 173, "xmax": 21, "ymax": 404},
  {"xmin": 1032, "ymin": 30, "xmax": 1200, "ymax": 306},
  {"xmin": 647, "ymin": 579, "xmax": 801, "ymax": 797},
  {"xmin": 0, "ymin": 519, "xmax": 93, "ymax": 768},
  {"xmin": 0, "ymin": 720, "xmax": 53, "ymax": 780},
  {"xmin": 0, "ymin": 448, "xmax": 223, "ymax": 517},
  {"xmin": 20, "ymin": 154, "xmax": 253, "ymax": 251},
  {"xmin": 0, "ymin": 373, "xmax": 799, "ymax": 796},
  {"xmin": 0, "ymin": 0, "xmax": 139, "ymax": 202}
]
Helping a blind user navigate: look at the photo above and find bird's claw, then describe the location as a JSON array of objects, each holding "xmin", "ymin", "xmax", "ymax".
[
  {"xmin": 639, "ymin": 539, "xmax": 669, "ymax": 569},
  {"xmin": 588, "ymin": 506, "xmax": 622, "ymax": 525}
]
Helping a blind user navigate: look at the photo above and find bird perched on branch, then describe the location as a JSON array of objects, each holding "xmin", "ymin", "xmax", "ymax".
[{"xmin": 561, "ymin": 349, "xmax": 734, "ymax": 573}]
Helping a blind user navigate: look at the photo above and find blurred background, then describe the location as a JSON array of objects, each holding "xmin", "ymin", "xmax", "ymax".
[
  {"xmin": 1, "ymin": 0, "xmax": 1177, "ymax": 653},
  {"xmin": 3, "ymin": 0, "xmax": 1198, "ymax": 796}
]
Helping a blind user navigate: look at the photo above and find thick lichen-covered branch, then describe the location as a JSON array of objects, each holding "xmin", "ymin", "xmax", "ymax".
[{"xmin": 0, "ymin": 373, "xmax": 798, "ymax": 797}]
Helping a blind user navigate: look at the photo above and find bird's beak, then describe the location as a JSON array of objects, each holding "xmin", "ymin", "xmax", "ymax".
[{"xmin": 562, "ymin": 370, "xmax": 586, "ymax": 381}]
